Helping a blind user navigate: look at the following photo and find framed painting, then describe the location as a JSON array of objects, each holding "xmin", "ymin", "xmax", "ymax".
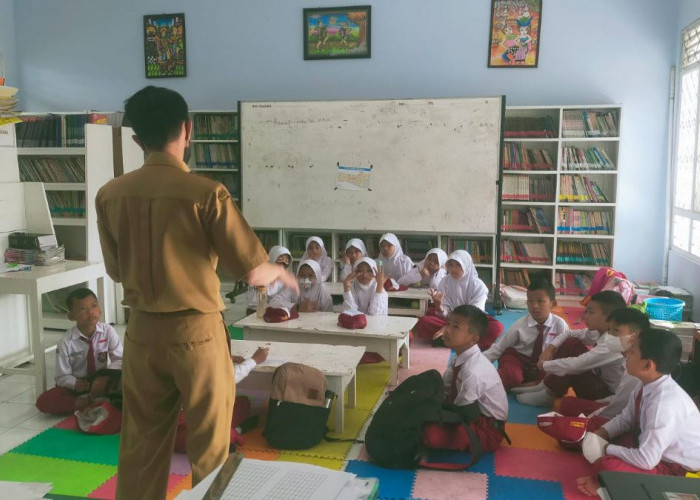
[
  {"xmin": 144, "ymin": 13, "xmax": 186, "ymax": 78},
  {"xmin": 487, "ymin": 0, "xmax": 542, "ymax": 68},
  {"xmin": 304, "ymin": 6, "xmax": 371, "ymax": 60}
]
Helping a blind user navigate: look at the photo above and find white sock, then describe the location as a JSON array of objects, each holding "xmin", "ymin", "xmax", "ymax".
[
  {"xmin": 511, "ymin": 381, "xmax": 545, "ymax": 394},
  {"xmin": 516, "ymin": 388, "xmax": 554, "ymax": 407}
]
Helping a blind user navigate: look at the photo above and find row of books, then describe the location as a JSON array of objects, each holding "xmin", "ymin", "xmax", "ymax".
[
  {"xmin": 499, "ymin": 268, "xmax": 550, "ymax": 288},
  {"xmin": 46, "ymin": 191, "xmax": 85, "ymax": 217},
  {"xmin": 18, "ymin": 157, "xmax": 86, "ymax": 183},
  {"xmin": 194, "ymin": 171, "xmax": 240, "ymax": 199},
  {"xmin": 556, "ymin": 241, "xmax": 610, "ymax": 266},
  {"xmin": 557, "ymin": 208, "xmax": 613, "ymax": 235},
  {"xmin": 562, "ymin": 110, "xmax": 619, "ymax": 138},
  {"xmin": 502, "ymin": 143, "xmax": 555, "ymax": 171},
  {"xmin": 559, "ymin": 175, "xmax": 609, "ymax": 203},
  {"xmin": 443, "ymin": 238, "xmax": 492, "ymax": 263},
  {"xmin": 192, "ymin": 143, "xmax": 239, "ymax": 169},
  {"xmin": 504, "ymin": 116, "xmax": 558, "ymax": 138},
  {"xmin": 502, "ymin": 176, "xmax": 556, "ymax": 202},
  {"xmin": 16, "ymin": 113, "xmax": 107, "ymax": 147},
  {"xmin": 192, "ymin": 114, "xmax": 238, "ymax": 140},
  {"xmin": 500, "ymin": 240, "xmax": 551, "ymax": 264},
  {"xmin": 561, "ymin": 146, "xmax": 615, "ymax": 171},
  {"xmin": 554, "ymin": 272, "xmax": 593, "ymax": 296},
  {"xmin": 501, "ymin": 207, "xmax": 551, "ymax": 234}
]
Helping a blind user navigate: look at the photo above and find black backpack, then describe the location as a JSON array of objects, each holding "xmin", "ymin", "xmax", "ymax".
[
  {"xmin": 263, "ymin": 362, "xmax": 335, "ymax": 450},
  {"xmin": 365, "ymin": 369, "xmax": 487, "ymax": 470}
]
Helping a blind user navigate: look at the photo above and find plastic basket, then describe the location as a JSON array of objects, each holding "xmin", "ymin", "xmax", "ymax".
[{"xmin": 643, "ymin": 297, "xmax": 685, "ymax": 321}]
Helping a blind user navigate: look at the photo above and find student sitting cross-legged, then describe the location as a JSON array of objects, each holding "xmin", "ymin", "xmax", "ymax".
[
  {"xmin": 515, "ymin": 290, "xmax": 627, "ymax": 407},
  {"xmin": 576, "ymin": 328, "xmax": 700, "ymax": 496},
  {"xmin": 36, "ymin": 288, "xmax": 123, "ymax": 415},
  {"xmin": 421, "ymin": 305, "xmax": 509, "ymax": 454},
  {"xmin": 483, "ymin": 277, "xmax": 568, "ymax": 391}
]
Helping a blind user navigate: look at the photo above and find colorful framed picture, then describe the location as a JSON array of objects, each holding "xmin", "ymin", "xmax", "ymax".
[
  {"xmin": 487, "ymin": 0, "xmax": 542, "ymax": 68},
  {"xmin": 303, "ymin": 6, "xmax": 371, "ymax": 60},
  {"xmin": 144, "ymin": 13, "xmax": 186, "ymax": 78}
]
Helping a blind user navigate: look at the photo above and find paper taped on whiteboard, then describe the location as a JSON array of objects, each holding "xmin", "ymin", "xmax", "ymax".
[{"xmin": 335, "ymin": 164, "xmax": 372, "ymax": 191}]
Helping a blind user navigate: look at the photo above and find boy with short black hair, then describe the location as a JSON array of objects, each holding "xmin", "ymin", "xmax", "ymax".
[
  {"xmin": 577, "ymin": 328, "xmax": 700, "ymax": 496},
  {"xmin": 516, "ymin": 290, "xmax": 627, "ymax": 407},
  {"xmin": 484, "ymin": 277, "xmax": 568, "ymax": 390},
  {"xmin": 421, "ymin": 305, "xmax": 509, "ymax": 453},
  {"xmin": 36, "ymin": 288, "xmax": 123, "ymax": 414}
]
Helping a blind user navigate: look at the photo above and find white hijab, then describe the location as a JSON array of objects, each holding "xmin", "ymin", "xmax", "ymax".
[
  {"xmin": 345, "ymin": 238, "xmax": 368, "ymax": 257},
  {"xmin": 351, "ymin": 257, "xmax": 379, "ymax": 313},
  {"xmin": 376, "ymin": 233, "xmax": 411, "ymax": 280},
  {"xmin": 296, "ymin": 259, "xmax": 326, "ymax": 304},
  {"xmin": 301, "ymin": 236, "xmax": 332, "ymax": 281},
  {"xmin": 250, "ymin": 245, "xmax": 291, "ymax": 300},
  {"xmin": 419, "ymin": 248, "xmax": 448, "ymax": 289},
  {"xmin": 441, "ymin": 250, "xmax": 488, "ymax": 310}
]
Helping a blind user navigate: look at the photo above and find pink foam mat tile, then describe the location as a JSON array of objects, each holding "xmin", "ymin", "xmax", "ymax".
[
  {"xmin": 411, "ymin": 470, "xmax": 488, "ymax": 500},
  {"xmin": 494, "ymin": 447, "xmax": 592, "ymax": 500}
]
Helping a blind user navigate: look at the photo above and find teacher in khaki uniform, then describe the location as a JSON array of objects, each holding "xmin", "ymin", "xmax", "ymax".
[{"xmin": 96, "ymin": 86, "xmax": 297, "ymax": 500}]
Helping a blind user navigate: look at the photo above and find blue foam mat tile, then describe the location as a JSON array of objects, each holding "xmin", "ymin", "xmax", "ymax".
[
  {"xmin": 488, "ymin": 308, "xmax": 527, "ymax": 333},
  {"xmin": 487, "ymin": 476, "xmax": 564, "ymax": 500},
  {"xmin": 506, "ymin": 394, "xmax": 548, "ymax": 425},
  {"xmin": 345, "ymin": 460, "xmax": 417, "ymax": 500}
]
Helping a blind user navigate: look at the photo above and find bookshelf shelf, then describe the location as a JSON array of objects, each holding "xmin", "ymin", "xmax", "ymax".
[
  {"xmin": 52, "ymin": 217, "xmax": 87, "ymax": 226},
  {"xmin": 43, "ymin": 183, "xmax": 86, "ymax": 191},
  {"xmin": 17, "ymin": 147, "xmax": 86, "ymax": 156},
  {"xmin": 502, "ymin": 105, "xmax": 620, "ymax": 296},
  {"xmin": 188, "ymin": 110, "xmax": 240, "ymax": 205}
]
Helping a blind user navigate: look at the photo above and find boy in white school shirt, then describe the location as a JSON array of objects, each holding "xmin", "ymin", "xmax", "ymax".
[
  {"xmin": 421, "ymin": 305, "xmax": 509, "ymax": 453},
  {"xmin": 483, "ymin": 277, "xmax": 568, "ymax": 390},
  {"xmin": 36, "ymin": 288, "xmax": 123, "ymax": 415},
  {"xmin": 516, "ymin": 290, "xmax": 627, "ymax": 407},
  {"xmin": 577, "ymin": 328, "xmax": 700, "ymax": 496}
]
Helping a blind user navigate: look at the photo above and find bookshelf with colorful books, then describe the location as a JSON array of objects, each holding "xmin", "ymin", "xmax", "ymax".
[
  {"xmin": 188, "ymin": 111, "xmax": 240, "ymax": 204},
  {"xmin": 502, "ymin": 105, "xmax": 620, "ymax": 297}
]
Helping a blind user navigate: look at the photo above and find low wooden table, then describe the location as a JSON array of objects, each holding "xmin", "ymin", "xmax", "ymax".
[
  {"xmin": 234, "ymin": 312, "xmax": 416, "ymax": 386},
  {"xmin": 231, "ymin": 339, "xmax": 365, "ymax": 432},
  {"xmin": 325, "ymin": 281, "xmax": 430, "ymax": 317}
]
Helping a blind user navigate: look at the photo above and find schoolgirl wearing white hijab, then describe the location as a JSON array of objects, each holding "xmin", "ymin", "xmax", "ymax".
[
  {"xmin": 413, "ymin": 250, "xmax": 502, "ymax": 350},
  {"xmin": 397, "ymin": 248, "xmax": 448, "ymax": 289},
  {"xmin": 376, "ymin": 233, "xmax": 414, "ymax": 281},
  {"xmin": 301, "ymin": 236, "xmax": 333, "ymax": 282},
  {"xmin": 246, "ymin": 245, "xmax": 294, "ymax": 313},
  {"xmin": 342, "ymin": 257, "xmax": 388, "ymax": 316},
  {"xmin": 295, "ymin": 259, "xmax": 333, "ymax": 312},
  {"xmin": 339, "ymin": 238, "xmax": 368, "ymax": 281}
]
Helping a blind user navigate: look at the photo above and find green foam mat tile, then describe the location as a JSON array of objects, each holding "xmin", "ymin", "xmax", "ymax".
[
  {"xmin": 12, "ymin": 428, "xmax": 121, "ymax": 465},
  {"xmin": 0, "ymin": 453, "xmax": 116, "ymax": 497}
]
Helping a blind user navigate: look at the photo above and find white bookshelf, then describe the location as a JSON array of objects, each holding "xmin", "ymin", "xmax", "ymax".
[{"xmin": 501, "ymin": 105, "xmax": 621, "ymax": 297}]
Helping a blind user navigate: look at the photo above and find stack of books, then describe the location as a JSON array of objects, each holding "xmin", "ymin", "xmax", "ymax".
[
  {"xmin": 503, "ymin": 143, "xmax": 554, "ymax": 170},
  {"xmin": 561, "ymin": 146, "xmax": 615, "ymax": 170},
  {"xmin": 562, "ymin": 110, "xmax": 619, "ymax": 138},
  {"xmin": 193, "ymin": 143, "xmax": 239, "ymax": 169},
  {"xmin": 193, "ymin": 114, "xmax": 238, "ymax": 140},
  {"xmin": 499, "ymin": 268, "xmax": 549, "ymax": 287},
  {"xmin": 442, "ymin": 238, "xmax": 492, "ymax": 263},
  {"xmin": 503, "ymin": 175, "xmax": 556, "ymax": 202},
  {"xmin": 16, "ymin": 113, "xmax": 107, "ymax": 147},
  {"xmin": 500, "ymin": 240, "xmax": 551, "ymax": 264},
  {"xmin": 555, "ymin": 272, "xmax": 593, "ymax": 296},
  {"xmin": 501, "ymin": 207, "xmax": 551, "ymax": 233},
  {"xmin": 556, "ymin": 241, "xmax": 610, "ymax": 266},
  {"xmin": 559, "ymin": 175, "xmax": 608, "ymax": 203},
  {"xmin": 504, "ymin": 116, "xmax": 558, "ymax": 138},
  {"xmin": 18, "ymin": 157, "xmax": 86, "ymax": 183},
  {"xmin": 557, "ymin": 208, "xmax": 613, "ymax": 235},
  {"xmin": 46, "ymin": 191, "xmax": 85, "ymax": 218}
]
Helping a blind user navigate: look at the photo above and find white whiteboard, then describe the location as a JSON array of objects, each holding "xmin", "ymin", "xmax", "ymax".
[{"xmin": 240, "ymin": 97, "xmax": 503, "ymax": 233}]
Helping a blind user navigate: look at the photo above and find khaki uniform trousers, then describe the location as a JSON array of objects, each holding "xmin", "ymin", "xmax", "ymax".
[{"xmin": 115, "ymin": 310, "xmax": 234, "ymax": 500}]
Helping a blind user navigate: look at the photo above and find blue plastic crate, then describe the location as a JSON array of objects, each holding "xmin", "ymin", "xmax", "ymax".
[{"xmin": 643, "ymin": 297, "xmax": 685, "ymax": 321}]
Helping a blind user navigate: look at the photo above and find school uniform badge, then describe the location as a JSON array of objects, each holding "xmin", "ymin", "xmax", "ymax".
[{"xmin": 98, "ymin": 352, "xmax": 108, "ymax": 363}]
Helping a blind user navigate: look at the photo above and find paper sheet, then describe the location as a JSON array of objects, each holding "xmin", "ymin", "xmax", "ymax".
[{"xmin": 0, "ymin": 481, "xmax": 52, "ymax": 500}]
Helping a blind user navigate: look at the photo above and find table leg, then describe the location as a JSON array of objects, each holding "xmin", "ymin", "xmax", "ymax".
[
  {"xmin": 348, "ymin": 372, "xmax": 357, "ymax": 409},
  {"xmin": 400, "ymin": 337, "xmax": 410, "ymax": 369},
  {"xmin": 29, "ymin": 289, "xmax": 47, "ymax": 395},
  {"xmin": 96, "ymin": 275, "xmax": 107, "ymax": 323},
  {"xmin": 389, "ymin": 340, "xmax": 398, "ymax": 386},
  {"xmin": 420, "ymin": 298, "xmax": 428, "ymax": 316},
  {"xmin": 327, "ymin": 376, "xmax": 344, "ymax": 433}
]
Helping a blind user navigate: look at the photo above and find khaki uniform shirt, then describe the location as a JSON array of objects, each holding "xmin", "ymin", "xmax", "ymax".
[{"xmin": 96, "ymin": 152, "xmax": 267, "ymax": 313}]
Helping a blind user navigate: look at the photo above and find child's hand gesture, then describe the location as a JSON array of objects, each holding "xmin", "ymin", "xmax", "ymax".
[
  {"xmin": 432, "ymin": 327, "xmax": 446, "ymax": 341},
  {"xmin": 429, "ymin": 288, "xmax": 444, "ymax": 304},
  {"xmin": 339, "ymin": 251, "xmax": 350, "ymax": 265},
  {"xmin": 252, "ymin": 347, "xmax": 269, "ymax": 364},
  {"xmin": 419, "ymin": 265, "xmax": 431, "ymax": 279},
  {"xmin": 376, "ymin": 268, "xmax": 386, "ymax": 292},
  {"xmin": 343, "ymin": 271, "xmax": 356, "ymax": 290}
]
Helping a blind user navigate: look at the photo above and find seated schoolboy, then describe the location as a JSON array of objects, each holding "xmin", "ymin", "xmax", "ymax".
[
  {"xmin": 397, "ymin": 248, "xmax": 448, "ymax": 289},
  {"xmin": 376, "ymin": 233, "xmax": 414, "ymax": 282},
  {"xmin": 246, "ymin": 245, "xmax": 293, "ymax": 315},
  {"xmin": 484, "ymin": 278, "xmax": 568, "ymax": 390},
  {"xmin": 175, "ymin": 346, "xmax": 269, "ymax": 452},
  {"xmin": 515, "ymin": 290, "xmax": 628, "ymax": 407},
  {"xmin": 301, "ymin": 236, "xmax": 333, "ymax": 282},
  {"xmin": 414, "ymin": 250, "xmax": 502, "ymax": 350},
  {"xmin": 576, "ymin": 328, "xmax": 700, "ymax": 496},
  {"xmin": 342, "ymin": 257, "xmax": 388, "ymax": 315},
  {"xmin": 339, "ymin": 238, "xmax": 367, "ymax": 281},
  {"xmin": 36, "ymin": 288, "xmax": 123, "ymax": 415},
  {"xmin": 421, "ymin": 305, "xmax": 509, "ymax": 453},
  {"xmin": 557, "ymin": 308, "xmax": 649, "ymax": 432}
]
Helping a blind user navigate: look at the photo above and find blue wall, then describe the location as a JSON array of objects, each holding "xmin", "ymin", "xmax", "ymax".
[{"xmin": 10, "ymin": 0, "xmax": 681, "ymax": 281}]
